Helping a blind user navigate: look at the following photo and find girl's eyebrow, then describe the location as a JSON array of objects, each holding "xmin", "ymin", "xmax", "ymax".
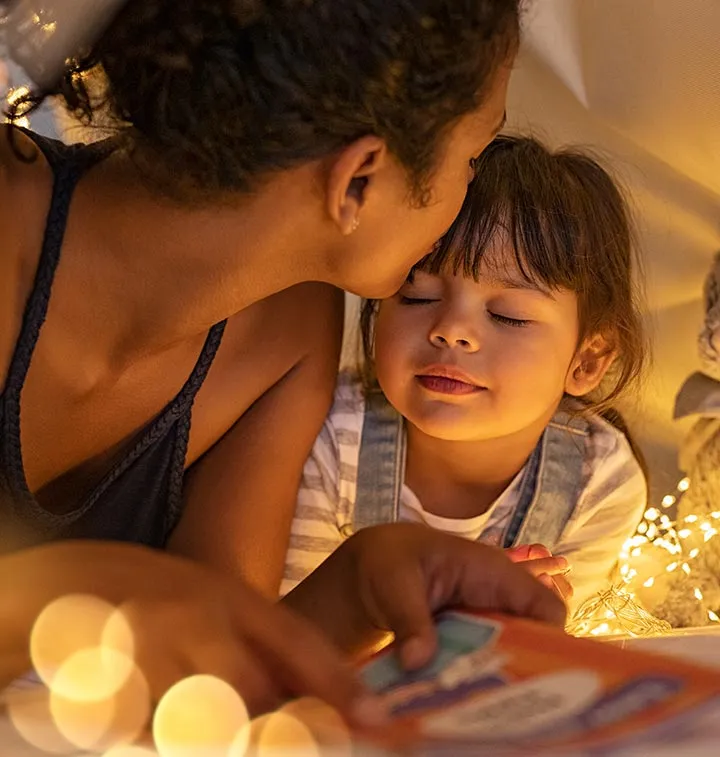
[{"xmin": 487, "ymin": 273, "xmax": 554, "ymax": 298}]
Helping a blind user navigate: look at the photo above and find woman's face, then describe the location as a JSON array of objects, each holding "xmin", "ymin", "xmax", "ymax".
[{"xmin": 332, "ymin": 63, "xmax": 513, "ymax": 299}]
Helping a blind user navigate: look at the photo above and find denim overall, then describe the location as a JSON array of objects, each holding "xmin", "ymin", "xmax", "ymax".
[{"xmin": 352, "ymin": 391, "xmax": 589, "ymax": 549}]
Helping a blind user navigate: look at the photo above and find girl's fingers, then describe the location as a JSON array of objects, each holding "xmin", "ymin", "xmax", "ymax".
[
  {"xmin": 506, "ymin": 544, "xmax": 553, "ymax": 562},
  {"xmin": 517, "ymin": 555, "xmax": 569, "ymax": 577}
]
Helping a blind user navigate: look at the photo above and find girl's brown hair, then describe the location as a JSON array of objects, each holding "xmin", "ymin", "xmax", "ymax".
[{"xmin": 361, "ymin": 134, "xmax": 648, "ymax": 413}]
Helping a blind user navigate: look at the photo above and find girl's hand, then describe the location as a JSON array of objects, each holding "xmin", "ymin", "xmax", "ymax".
[
  {"xmin": 285, "ymin": 523, "xmax": 566, "ymax": 673},
  {"xmin": 505, "ymin": 543, "xmax": 574, "ymax": 603},
  {"xmin": 0, "ymin": 541, "xmax": 384, "ymax": 725}
]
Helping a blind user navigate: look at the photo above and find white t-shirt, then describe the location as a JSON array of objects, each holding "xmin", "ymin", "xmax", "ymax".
[{"xmin": 282, "ymin": 373, "xmax": 647, "ymax": 614}]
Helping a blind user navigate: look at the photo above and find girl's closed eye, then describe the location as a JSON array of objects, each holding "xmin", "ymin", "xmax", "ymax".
[
  {"xmin": 489, "ymin": 311, "xmax": 532, "ymax": 327},
  {"xmin": 399, "ymin": 295, "xmax": 438, "ymax": 305}
]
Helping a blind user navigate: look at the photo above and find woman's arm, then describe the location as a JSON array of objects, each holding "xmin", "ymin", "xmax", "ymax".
[
  {"xmin": 168, "ymin": 284, "xmax": 345, "ymax": 597},
  {"xmin": 0, "ymin": 540, "xmax": 375, "ymax": 718}
]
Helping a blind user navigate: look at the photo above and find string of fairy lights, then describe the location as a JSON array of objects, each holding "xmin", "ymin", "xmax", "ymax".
[
  {"xmin": 568, "ymin": 476, "xmax": 720, "ymax": 637},
  {"xmin": 2, "ymin": 81, "xmax": 30, "ymax": 127}
]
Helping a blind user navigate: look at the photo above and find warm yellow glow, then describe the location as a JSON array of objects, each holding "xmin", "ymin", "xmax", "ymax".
[
  {"xmin": 102, "ymin": 747, "xmax": 157, "ymax": 757},
  {"xmin": 235, "ymin": 712, "xmax": 320, "ymax": 757},
  {"xmin": 50, "ymin": 663, "xmax": 150, "ymax": 752},
  {"xmin": 31, "ymin": 595, "xmax": 116, "ymax": 688},
  {"xmin": 153, "ymin": 676, "xmax": 249, "ymax": 757},
  {"xmin": 570, "ymin": 474, "xmax": 720, "ymax": 638},
  {"xmin": 30, "ymin": 595, "xmax": 134, "ymax": 698},
  {"xmin": 6, "ymin": 85, "xmax": 30, "ymax": 107},
  {"xmin": 51, "ymin": 647, "xmax": 135, "ymax": 702},
  {"xmin": 279, "ymin": 698, "xmax": 352, "ymax": 757}
]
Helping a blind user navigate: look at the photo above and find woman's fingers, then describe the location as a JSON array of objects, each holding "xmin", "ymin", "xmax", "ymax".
[{"xmin": 234, "ymin": 595, "xmax": 388, "ymax": 727}]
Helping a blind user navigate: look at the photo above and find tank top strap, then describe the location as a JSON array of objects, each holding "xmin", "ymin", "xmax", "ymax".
[
  {"xmin": 80, "ymin": 318, "xmax": 227, "ymax": 516},
  {"xmin": 3, "ymin": 129, "xmax": 115, "ymax": 396}
]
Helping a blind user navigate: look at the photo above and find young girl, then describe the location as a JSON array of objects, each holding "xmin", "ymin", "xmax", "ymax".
[{"xmin": 283, "ymin": 135, "xmax": 649, "ymax": 613}]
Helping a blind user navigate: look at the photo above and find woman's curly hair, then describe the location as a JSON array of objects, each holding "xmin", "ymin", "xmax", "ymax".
[{"xmin": 8, "ymin": 0, "xmax": 520, "ymax": 200}]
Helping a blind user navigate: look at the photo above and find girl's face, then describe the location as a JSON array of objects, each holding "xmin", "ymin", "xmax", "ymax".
[
  {"xmin": 333, "ymin": 63, "xmax": 512, "ymax": 298},
  {"xmin": 374, "ymin": 246, "xmax": 583, "ymax": 442}
]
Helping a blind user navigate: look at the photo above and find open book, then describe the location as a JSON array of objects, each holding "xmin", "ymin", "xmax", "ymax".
[
  {"xmin": 3, "ymin": 611, "xmax": 720, "ymax": 756},
  {"xmin": 352, "ymin": 610, "xmax": 720, "ymax": 756}
]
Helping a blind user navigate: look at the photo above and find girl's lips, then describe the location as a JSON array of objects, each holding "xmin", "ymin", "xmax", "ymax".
[{"xmin": 416, "ymin": 375, "xmax": 485, "ymax": 395}]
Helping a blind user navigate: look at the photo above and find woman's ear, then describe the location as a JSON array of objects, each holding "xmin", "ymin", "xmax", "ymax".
[
  {"xmin": 566, "ymin": 333, "xmax": 617, "ymax": 396},
  {"xmin": 325, "ymin": 135, "xmax": 388, "ymax": 236}
]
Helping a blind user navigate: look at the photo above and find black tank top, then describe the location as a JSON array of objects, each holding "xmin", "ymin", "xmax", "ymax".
[{"xmin": 0, "ymin": 130, "xmax": 226, "ymax": 553}]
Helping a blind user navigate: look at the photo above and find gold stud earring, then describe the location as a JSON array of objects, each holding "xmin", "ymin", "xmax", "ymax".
[{"xmin": 351, "ymin": 217, "xmax": 360, "ymax": 233}]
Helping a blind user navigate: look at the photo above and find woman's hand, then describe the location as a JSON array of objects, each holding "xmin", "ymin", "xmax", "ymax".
[
  {"xmin": 505, "ymin": 543, "xmax": 574, "ymax": 603},
  {"xmin": 284, "ymin": 523, "xmax": 566, "ymax": 672},
  {"xmin": 0, "ymin": 541, "xmax": 385, "ymax": 725}
]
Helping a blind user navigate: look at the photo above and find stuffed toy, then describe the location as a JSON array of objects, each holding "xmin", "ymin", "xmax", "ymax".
[{"xmin": 650, "ymin": 252, "xmax": 720, "ymax": 627}]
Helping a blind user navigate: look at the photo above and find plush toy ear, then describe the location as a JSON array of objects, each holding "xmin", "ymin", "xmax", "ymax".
[
  {"xmin": 699, "ymin": 252, "xmax": 720, "ymax": 381},
  {"xmin": 565, "ymin": 334, "xmax": 616, "ymax": 397}
]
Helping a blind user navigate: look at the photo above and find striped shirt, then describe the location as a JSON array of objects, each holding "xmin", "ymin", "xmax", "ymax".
[{"xmin": 282, "ymin": 372, "xmax": 647, "ymax": 613}]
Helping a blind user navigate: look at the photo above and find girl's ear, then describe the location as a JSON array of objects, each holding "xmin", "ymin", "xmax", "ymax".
[{"xmin": 565, "ymin": 333, "xmax": 617, "ymax": 396}]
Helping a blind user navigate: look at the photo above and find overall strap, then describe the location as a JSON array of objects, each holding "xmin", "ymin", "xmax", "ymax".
[
  {"xmin": 501, "ymin": 409, "xmax": 590, "ymax": 550},
  {"xmin": 353, "ymin": 390, "xmax": 405, "ymax": 531}
]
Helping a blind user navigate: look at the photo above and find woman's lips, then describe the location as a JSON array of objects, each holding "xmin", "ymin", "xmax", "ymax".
[{"xmin": 415, "ymin": 366, "xmax": 485, "ymax": 395}]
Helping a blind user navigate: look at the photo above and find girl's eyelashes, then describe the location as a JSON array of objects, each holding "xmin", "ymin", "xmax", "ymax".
[
  {"xmin": 399, "ymin": 295, "xmax": 437, "ymax": 305},
  {"xmin": 490, "ymin": 312, "xmax": 532, "ymax": 327}
]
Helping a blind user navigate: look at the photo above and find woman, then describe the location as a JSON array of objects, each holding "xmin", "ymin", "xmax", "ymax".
[{"xmin": 0, "ymin": 0, "xmax": 563, "ymax": 718}]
